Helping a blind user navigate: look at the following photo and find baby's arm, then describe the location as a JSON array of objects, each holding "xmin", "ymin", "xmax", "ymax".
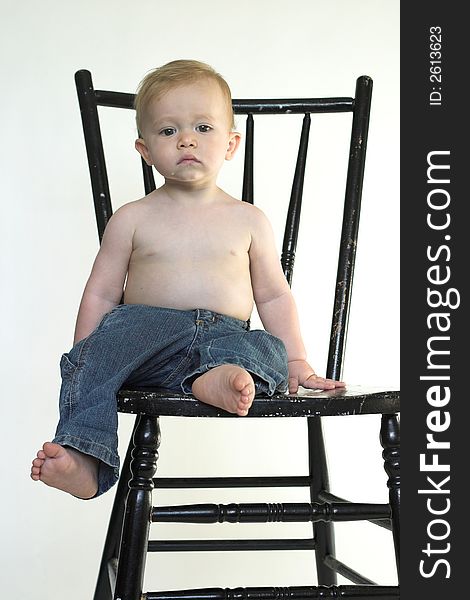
[
  {"xmin": 73, "ymin": 205, "xmax": 135, "ymax": 344},
  {"xmin": 249, "ymin": 207, "xmax": 345, "ymax": 393}
]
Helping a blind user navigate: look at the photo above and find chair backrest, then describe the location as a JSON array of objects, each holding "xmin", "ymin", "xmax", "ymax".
[{"xmin": 75, "ymin": 70, "xmax": 372, "ymax": 382}]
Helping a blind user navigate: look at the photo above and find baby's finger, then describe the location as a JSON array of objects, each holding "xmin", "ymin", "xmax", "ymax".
[
  {"xmin": 303, "ymin": 375, "xmax": 336, "ymax": 390},
  {"xmin": 288, "ymin": 377, "xmax": 299, "ymax": 394}
]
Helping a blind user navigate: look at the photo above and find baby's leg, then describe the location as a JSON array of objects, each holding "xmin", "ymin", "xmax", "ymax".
[
  {"xmin": 192, "ymin": 365, "xmax": 255, "ymax": 416},
  {"xmin": 30, "ymin": 442, "xmax": 99, "ymax": 499}
]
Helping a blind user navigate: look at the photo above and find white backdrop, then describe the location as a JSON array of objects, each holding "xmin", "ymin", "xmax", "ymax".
[{"xmin": 0, "ymin": 1, "xmax": 399, "ymax": 598}]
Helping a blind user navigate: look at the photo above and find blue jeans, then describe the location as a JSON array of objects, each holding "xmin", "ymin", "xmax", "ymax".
[{"xmin": 53, "ymin": 305, "xmax": 288, "ymax": 496}]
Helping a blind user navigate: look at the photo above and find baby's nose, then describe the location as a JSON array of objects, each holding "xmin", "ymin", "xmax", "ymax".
[{"xmin": 178, "ymin": 132, "xmax": 196, "ymax": 148}]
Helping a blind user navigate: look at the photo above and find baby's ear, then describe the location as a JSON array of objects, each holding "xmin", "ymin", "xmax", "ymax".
[
  {"xmin": 225, "ymin": 131, "xmax": 241, "ymax": 161},
  {"xmin": 135, "ymin": 138, "xmax": 153, "ymax": 166}
]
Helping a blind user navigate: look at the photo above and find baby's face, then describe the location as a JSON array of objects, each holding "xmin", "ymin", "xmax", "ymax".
[{"xmin": 136, "ymin": 79, "xmax": 240, "ymax": 187}]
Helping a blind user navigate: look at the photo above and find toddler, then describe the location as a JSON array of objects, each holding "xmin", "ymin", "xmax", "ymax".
[{"xmin": 31, "ymin": 60, "xmax": 344, "ymax": 499}]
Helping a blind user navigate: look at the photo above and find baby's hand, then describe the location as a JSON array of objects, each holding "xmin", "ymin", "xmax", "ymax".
[{"xmin": 287, "ymin": 359, "xmax": 345, "ymax": 394}]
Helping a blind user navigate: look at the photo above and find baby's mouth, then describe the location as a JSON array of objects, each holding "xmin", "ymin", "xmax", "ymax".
[{"xmin": 177, "ymin": 155, "xmax": 201, "ymax": 165}]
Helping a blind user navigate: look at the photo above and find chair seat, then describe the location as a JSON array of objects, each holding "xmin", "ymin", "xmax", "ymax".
[{"xmin": 117, "ymin": 385, "xmax": 399, "ymax": 418}]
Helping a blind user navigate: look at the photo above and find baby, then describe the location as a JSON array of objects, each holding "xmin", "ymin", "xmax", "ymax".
[{"xmin": 31, "ymin": 60, "xmax": 344, "ymax": 500}]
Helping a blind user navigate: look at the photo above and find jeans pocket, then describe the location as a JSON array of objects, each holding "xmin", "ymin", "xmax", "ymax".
[
  {"xmin": 59, "ymin": 353, "xmax": 80, "ymax": 413},
  {"xmin": 60, "ymin": 352, "xmax": 78, "ymax": 375}
]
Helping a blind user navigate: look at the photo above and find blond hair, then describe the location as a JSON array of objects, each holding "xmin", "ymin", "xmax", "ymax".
[{"xmin": 134, "ymin": 59, "xmax": 235, "ymax": 134}]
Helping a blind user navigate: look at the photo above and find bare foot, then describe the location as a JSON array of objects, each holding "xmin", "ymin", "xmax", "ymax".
[
  {"xmin": 192, "ymin": 365, "xmax": 255, "ymax": 416},
  {"xmin": 30, "ymin": 442, "xmax": 99, "ymax": 499}
]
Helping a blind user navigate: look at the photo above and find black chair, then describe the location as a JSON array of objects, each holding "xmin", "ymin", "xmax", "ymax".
[{"xmin": 74, "ymin": 69, "xmax": 400, "ymax": 600}]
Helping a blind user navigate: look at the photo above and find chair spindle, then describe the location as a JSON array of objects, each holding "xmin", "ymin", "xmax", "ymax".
[
  {"xmin": 281, "ymin": 113, "xmax": 311, "ymax": 286},
  {"xmin": 327, "ymin": 76, "xmax": 372, "ymax": 380},
  {"xmin": 144, "ymin": 586, "xmax": 399, "ymax": 600},
  {"xmin": 152, "ymin": 502, "xmax": 390, "ymax": 523},
  {"xmin": 142, "ymin": 159, "xmax": 157, "ymax": 195},
  {"xmin": 74, "ymin": 69, "xmax": 113, "ymax": 241},
  {"xmin": 242, "ymin": 114, "xmax": 254, "ymax": 204}
]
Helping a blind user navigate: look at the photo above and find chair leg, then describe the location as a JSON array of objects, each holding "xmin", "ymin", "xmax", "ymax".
[
  {"xmin": 114, "ymin": 414, "xmax": 161, "ymax": 600},
  {"xmin": 307, "ymin": 417, "xmax": 337, "ymax": 585},
  {"xmin": 380, "ymin": 413, "xmax": 400, "ymax": 580},
  {"xmin": 94, "ymin": 416, "xmax": 140, "ymax": 600}
]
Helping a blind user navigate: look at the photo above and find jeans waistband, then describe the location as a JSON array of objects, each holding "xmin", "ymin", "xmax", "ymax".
[
  {"xmin": 119, "ymin": 304, "xmax": 250, "ymax": 331},
  {"xmin": 194, "ymin": 308, "xmax": 249, "ymax": 330}
]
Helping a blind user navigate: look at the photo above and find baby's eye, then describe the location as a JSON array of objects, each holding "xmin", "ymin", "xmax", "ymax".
[
  {"xmin": 196, "ymin": 124, "xmax": 212, "ymax": 133},
  {"xmin": 160, "ymin": 127, "xmax": 176, "ymax": 137}
]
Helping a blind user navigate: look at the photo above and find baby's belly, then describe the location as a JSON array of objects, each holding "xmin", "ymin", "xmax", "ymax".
[{"xmin": 123, "ymin": 265, "xmax": 254, "ymax": 321}]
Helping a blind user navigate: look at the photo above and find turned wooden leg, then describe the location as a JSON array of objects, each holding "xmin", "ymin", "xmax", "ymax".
[
  {"xmin": 114, "ymin": 415, "xmax": 160, "ymax": 600},
  {"xmin": 308, "ymin": 417, "xmax": 337, "ymax": 585},
  {"xmin": 380, "ymin": 413, "xmax": 400, "ymax": 579},
  {"xmin": 94, "ymin": 417, "xmax": 140, "ymax": 600}
]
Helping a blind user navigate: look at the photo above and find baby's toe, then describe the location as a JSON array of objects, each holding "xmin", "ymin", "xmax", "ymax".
[{"xmin": 237, "ymin": 390, "xmax": 254, "ymax": 416}]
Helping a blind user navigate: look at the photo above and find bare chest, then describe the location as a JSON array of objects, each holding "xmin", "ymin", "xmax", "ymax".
[{"xmin": 130, "ymin": 210, "xmax": 251, "ymax": 267}]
